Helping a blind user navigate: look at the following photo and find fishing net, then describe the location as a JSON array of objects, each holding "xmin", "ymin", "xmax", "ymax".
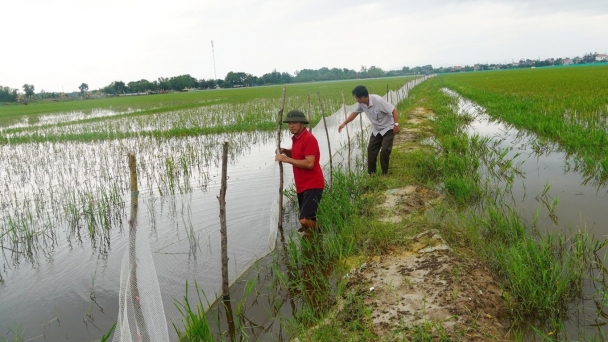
[{"xmin": 112, "ymin": 75, "xmax": 434, "ymax": 341}]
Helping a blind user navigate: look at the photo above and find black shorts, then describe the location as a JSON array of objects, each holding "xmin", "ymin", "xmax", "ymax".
[{"xmin": 297, "ymin": 188, "xmax": 324, "ymax": 221}]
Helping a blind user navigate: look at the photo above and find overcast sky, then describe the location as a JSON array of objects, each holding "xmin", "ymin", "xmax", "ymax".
[{"xmin": 2, "ymin": 0, "xmax": 607, "ymax": 93}]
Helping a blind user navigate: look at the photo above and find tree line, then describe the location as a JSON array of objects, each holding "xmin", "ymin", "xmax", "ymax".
[
  {"xmin": 99, "ymin": 65, "xmax": 411, "ymax": 94},
  {"xmin": 2, "ymin": 64, "xmax": 428, "ymax": 101},
  {"xmin": 0, "ymin": 83, "xmax": 91, "ymax": 102},
  {"xmin": 2, "ymin": 52, "xmax": 605, "ymax": 102},
  {"xmin": 96, "ymin": 52, "xmax": 607, "ymax": 94}
]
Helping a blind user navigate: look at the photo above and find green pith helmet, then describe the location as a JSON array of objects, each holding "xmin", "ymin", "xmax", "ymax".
[{"xmin": 283, "ymin": 110, "xmax": 309, "ymax": 124}]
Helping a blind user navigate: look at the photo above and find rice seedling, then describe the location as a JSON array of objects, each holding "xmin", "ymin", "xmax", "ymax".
[
  {"xmin": 174, "ymin": 281, "xmax": 214, "ymax": 341},
  {"xmin": 0, "ymin": 324, "xmax": 25, "ymax": 342}
]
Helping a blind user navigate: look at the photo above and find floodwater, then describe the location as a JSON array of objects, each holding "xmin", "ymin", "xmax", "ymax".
[
  {"xmin": 0, "ymin": 108, "xmax": 135, "ymax": 131},
  {"xmin": 444, "ymin": 88, "xmax": 608, "ymax": 338},
  {"xmin": 0, "ymin": 135, "xmax": 283, "ymax": 341},
  {"xmin": 0, "ymin": 78, "xmax": 421, "ymax": 341},
  {"xmin": 445, "ymin": 88, "xmax": 608, "ymax": 239}
]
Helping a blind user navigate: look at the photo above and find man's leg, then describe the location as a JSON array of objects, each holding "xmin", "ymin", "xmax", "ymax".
[
  {"xmin": 379, "ymin": 130, "xmax": 395, "ymax": 174},
  {"xmin": 367, "ymin": 133, "xmax": 383, "ymax": 174},
  {"xmin": 297, "ymin": 189, "xmax": 324, "ymax": 232}
]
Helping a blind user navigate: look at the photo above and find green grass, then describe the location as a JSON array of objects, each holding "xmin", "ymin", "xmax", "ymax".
[
  {"xmin": 174, "ymin": 282, "xmax": 215, "ymax": 341},
  {"xmin": 412, "ymin": 77, "xmax": 606, "ymax": 338},
  {"xmin": 267, "ymin": 76, "xmax": 608, "ymax": 341}
]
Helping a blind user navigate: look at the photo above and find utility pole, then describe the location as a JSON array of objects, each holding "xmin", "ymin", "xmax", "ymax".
[{"xmin": 211, "ymin": 40, "xmax": 217, "ymax": 80}]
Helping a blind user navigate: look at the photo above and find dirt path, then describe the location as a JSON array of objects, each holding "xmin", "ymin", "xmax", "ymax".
[{"xmin": 338, "ymin": 107, "xmax": 512, "ymax": 340}]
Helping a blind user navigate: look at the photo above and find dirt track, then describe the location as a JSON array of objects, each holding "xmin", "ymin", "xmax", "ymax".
[{"xmin": 340, "ymin": 107, "xmax": 511, "ymax": 340}]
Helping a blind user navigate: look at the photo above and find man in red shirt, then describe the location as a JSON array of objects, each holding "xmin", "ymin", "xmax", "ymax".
[{"xmin": 275, "ymin": 110, "xmax": 325, "ymax": 232}]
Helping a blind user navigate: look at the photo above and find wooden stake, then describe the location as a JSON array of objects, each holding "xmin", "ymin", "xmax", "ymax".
[
  {"xmin": 307, "ymin": 94, "xmax": 312, "ymax": 133},
  {"xmin": 341, "ymin": 91, "xmax": 351, "ymax": 173},
  {"xmin": 223, "ymin": 298, "xmax": 236, "ymax": 341},
  {"xmin": 218, "ymin": 141, "xmax": 229, "ymax": 299},
  {"xmin": 317, "ymin": 91, "xmax": 333, "ymax": 185},
  {"xmin": 128, "ymin": 152, "xmax": 138, "ymax": 193},
  {"xmin": 359, "ymin": 107, "xmax": 365, "ymax": 168},
  {"xmin": 276, "ymin": 88, "xmax": 287, "ymax": 230}
]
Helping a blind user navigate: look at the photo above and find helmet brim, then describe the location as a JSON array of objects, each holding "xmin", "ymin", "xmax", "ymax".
[{"xmin": 282, "ymin": 120, "xmax": 309, "ymax": 124}]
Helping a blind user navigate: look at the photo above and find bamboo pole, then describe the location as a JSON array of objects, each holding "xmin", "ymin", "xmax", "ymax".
[
  {"xmin": 386, "ymin": 84, "xmax": 389, "ymax": 104},
  {"xmin": 341, "ymin": 91, "xmax": 351, "ymax": 173},
  {"xmin": 128, "ymin": 152, "xmax": 138, "ymax": 193},
  {"xmin": 278, "ymin": 224, "xmax": 297, "ymax": 313},
  {"xmin": 223, "ymin": 297, "xmax": 236, "ymax": 342},
  {"xmin": 217, "ymin": 141, "xmax": 236, "ymax": 340},
  {"xmin": 317, "ymin": 91, "xmax": 333, "ymax": 184},
  {"xmin": 359, "ymin": 102, "xmax": 365, "ymax": 169},
  {"xmin": 218, "ymin": 141, "xmax": 230, "ymax": 299},
  {"xmin": 276, "ymin": 88, "xmax": 287, "ymax": 230},
  {"xmin": 307, "ymin": 94, "xmax": 312, "ymax": 133}
]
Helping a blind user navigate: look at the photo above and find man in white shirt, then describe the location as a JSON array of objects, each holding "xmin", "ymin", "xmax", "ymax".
[{"xmin": 338, "ymin": 85, "xmax": 400, "ymax": 174}]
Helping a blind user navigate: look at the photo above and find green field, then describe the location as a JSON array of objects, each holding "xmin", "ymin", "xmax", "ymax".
[
  {"xmin": 0, "ymin": 78, "xmax": 412, "ymax": 137},
  {"xmin": 438, "ymin": 65, "xmax": 608, "ymax": 179}
]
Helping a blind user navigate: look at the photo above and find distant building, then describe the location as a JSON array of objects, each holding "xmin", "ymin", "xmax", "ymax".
[
  {"xmin": 562, "ymin": 58, "xmax": 573, "ymax": 65},
  {"xmin": 597, "ymin": 54, "xmax": 608, "ymax": 61}
]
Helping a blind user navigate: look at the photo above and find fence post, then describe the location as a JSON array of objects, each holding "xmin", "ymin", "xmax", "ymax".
[
  {"xmin": 217, "ymin": 142, "xmax": 235, "ymax": 340},
  {"xmin": 307, "ymin": 94, "xmax": 312, "ymax": 133},
  {"xmin": 218, "ymin": 142, "xmax": 229, "ymax": 299},
  {"xmin": 341, "ymin": 91, "xmax": 351, "ymax": 173},
  {"xmin": 317, "ymin": 91, "xmax": 333, "ymax": 185},
  {"xmin": 276, "ymin": 88, "xmax": 286, "ymax": 230}
]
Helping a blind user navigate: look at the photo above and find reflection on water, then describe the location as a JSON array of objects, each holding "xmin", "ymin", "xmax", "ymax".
[
  {"xmin": 0, "ymin": 108, "xmax": 132, "ymax": 131},
  {"xmin": 444, "ymin": 88, "xmax": 608, "ymax": 338}
]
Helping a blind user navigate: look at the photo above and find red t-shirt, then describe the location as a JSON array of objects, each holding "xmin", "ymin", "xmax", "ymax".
[{"xmin": 291, "ymin": 128, "xmax": 325, "ymax": 193}]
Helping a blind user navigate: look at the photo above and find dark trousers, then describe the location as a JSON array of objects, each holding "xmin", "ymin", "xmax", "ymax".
[{"xmin": 367, "ymin": 130, "xmax": 394, "ymax": 174}]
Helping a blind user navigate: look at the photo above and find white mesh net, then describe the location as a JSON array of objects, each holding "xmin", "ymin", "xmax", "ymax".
[{"xmin": 113, "ymin": 196, "xmax": 170, "ymax": 342}]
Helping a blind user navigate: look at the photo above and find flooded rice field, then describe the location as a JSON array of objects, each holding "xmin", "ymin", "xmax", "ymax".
[
  {"xmin": 0, "ymin": 108, "xmax": 135, "ymax": 132},
  {"xmin": 0, "ymin": 78, "xmax": 423, "ymax": 341},
  {"xmin": 0, "ymin": 131, "xmax": 283, "ymax": 340},
  {"xmin": 444, "ymin": 88, "xmax": 608, "ymax": 338},
  {"xmin": 445, "ymin": 88, "xmax": 608, "ymax": 238}
]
